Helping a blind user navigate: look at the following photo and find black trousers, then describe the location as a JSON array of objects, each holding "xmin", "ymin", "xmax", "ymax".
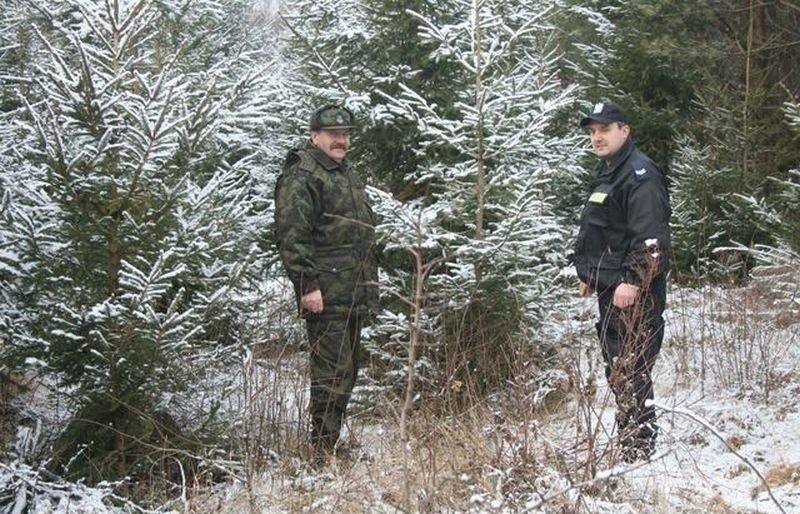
[
  {"xmin": 596, "ymin": 275, "xmax": 666, "ymax": 446},
  {"xmin": 305, "ymin": 311, "xmax": 362, "ymax": 452}
]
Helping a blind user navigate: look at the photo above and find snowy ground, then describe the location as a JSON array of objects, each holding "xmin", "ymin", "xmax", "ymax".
[
  {"xmin": 3, "ymin": 281, "xmax": 800, "ymax": 513},
  {"xmin": 195, "ymin": 282, "xmax": 800, "ymax": 513}
]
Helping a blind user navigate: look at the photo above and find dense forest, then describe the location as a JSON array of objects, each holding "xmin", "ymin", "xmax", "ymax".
[{"xmin": 1, "ymin": 0, "xmax": 798, "ymax": 512}]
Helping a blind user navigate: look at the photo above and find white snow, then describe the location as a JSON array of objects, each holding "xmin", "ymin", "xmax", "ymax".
[{"xmin": 3, "ymin": 278, "xmax": 800, "ymax": 513}]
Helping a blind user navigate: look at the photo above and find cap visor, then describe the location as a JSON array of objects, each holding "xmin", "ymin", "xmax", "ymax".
[
  {"xmin": 317, "ymin": 125, "xmax": 354, "ymax": 130},
  {"xmin": 580, "ymin": 115, "xmax": 617, "ymax": 127}
]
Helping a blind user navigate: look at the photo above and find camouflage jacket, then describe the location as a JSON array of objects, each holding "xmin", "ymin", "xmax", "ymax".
[{"xmin": 274, "ymin": 141, "xmax": 378, "ymax": 317}]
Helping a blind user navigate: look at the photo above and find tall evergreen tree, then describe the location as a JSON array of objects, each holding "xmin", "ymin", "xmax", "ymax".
[
  {"xmin": 0, "ymin": 0, "xmax": 281, "ymax": 484},
  {"xmin": 370, "ymin": 0, "xmax": 583, "ymax": 394},
  {"xmin": 280, "ymin": 0, "xmax": 583, "ymax": 395}
]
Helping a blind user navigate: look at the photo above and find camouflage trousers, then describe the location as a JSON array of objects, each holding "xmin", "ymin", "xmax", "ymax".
[
  {"xmin": 306, "ymin": 311, "xmax": 362, "ymax": 453},
  {"xmin": 596, "ymin": 275, "xmax": 666, "ymax": 452}
]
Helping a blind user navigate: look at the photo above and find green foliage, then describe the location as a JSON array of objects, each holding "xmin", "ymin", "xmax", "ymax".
[
  {"xmin": 563, "ymin": 0, "xmax": 800, "ymax": 276},
  {"xmin": 281, "ymin": 0, "xmax": 465, "ymax": 195},
  {"xmin": 50, "ymin": 394, "xmax": 205, "ymax": 486},
  {"xmin": 669, "ymin": 138, "xmax": 726, "ymax": 276},
  {"xmin": 438, "ymin": 276, "xmax": 524, "ymax": 395},
  {"xmin": 0, "ymin": 0, "xmax": 274, "ymax": 488},
  {"xmin": 560, "ymin": 0, "xmax": 713, "ymax": 169},
  {"xmin": 353, "ymin": 0, "xmax": 581, "ymax": 401}
]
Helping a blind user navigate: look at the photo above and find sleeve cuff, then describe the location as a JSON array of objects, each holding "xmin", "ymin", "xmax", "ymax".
[
  {"xmin": 298, "ymin": 275, "xmax": 320, "ymax": 295},
  {"xmin": 621, "ymin": 268, "xmax": 640, "ymax": 287}
]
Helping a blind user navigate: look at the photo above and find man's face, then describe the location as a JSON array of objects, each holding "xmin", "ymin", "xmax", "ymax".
[
  {"xmin": 586, "ymin": 121, "xmax": 630, "ymax": 160},
  {"xmin": 311, "ymin": 129, "xmax": 350, "ymax": 162}
]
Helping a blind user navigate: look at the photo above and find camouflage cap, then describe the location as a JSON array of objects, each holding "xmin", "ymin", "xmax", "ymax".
[{"xmin": 310, "ymin": 104, "xmax": 355, "ymax": 131}]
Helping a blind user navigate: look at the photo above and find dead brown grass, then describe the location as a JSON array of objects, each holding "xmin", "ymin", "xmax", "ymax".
[
  {"xmin": 764, "ymin": 462, "xmax": 800, "ymax": 487},
  {"xmin": 750, "ymin": 462, "xmax": 800, "ymax": 499},
  {"xmin": 705, "ymin": 490, "xmax": 737, "ymax": 513}
]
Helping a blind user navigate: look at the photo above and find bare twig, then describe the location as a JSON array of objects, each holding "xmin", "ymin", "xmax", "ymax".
[
  {"xmin": 522, "ymin": 450, "xmax": 672, "ymax": 512},
  {"xmin": 651, "ymin": 400, "xmax": 786, "ymax": 514}
]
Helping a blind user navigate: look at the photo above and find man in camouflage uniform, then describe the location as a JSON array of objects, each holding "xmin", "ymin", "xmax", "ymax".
[{"xmin": 274, "ymin": 104, "xmax": 378, "ymax": 459}]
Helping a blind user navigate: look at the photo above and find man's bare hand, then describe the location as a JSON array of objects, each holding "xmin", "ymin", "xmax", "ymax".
[
  {"xmin": 579, "ymin": 281, "xmax": 594, "ymax": 297},
  {"xmin": 612, "ymin": 283, "xmax": 639, "ymax": 309},
  {"xmin": 300, "ymin": 289, "xmax": 324, "ymax": 313}
]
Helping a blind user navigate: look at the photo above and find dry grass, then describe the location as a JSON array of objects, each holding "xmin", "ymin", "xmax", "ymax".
[
  {"xmin": 8, "ymin": 265, "xmax": 800, "ymax": 513},
  {"xmin": 750, "ymin": 462, "xmax": 800, "ymax": 500},
  {"xmin": 705, "ymin": 491, "xmax": 737, "ymax": 513},
  {"xmin": 764, "ymin": 462, "xmax": 800, "ymax": 487},
  {"xmin": 0, "ymin": 368, "xmax": 28, "ymax": 405},
  {"xmin": 725, "ymin": 434, "xmax": 745, "ymax": 450},
  {"xmin": 0, "ymin": 368, "xmax": 31, "ymax": 452},
  {"xmin": 668, "ymin": 276, "xmax": 800, "ymax": 402}
]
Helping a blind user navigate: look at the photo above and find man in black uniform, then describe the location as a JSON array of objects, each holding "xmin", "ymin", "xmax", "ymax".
[{"xmin": 573, "ymin": 101, "xmax": 671, "ymax": 462}]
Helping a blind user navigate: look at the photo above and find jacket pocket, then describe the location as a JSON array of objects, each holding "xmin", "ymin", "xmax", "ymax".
[
  {"xmin": 581, "ymin": 206, "xmax": 610, "ymax": 255},
  {"xmin": 588, "ymin": 251, "xmax": 623, "ymax": 290},
  {"xmin": 315, "ymin": 248, "xmax": 359, "ymax": 307}
]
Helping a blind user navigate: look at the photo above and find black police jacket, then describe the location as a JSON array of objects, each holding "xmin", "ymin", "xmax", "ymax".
[{"xmin": 573, "ymin": 138, "xmax": 671, "ymax": 290}]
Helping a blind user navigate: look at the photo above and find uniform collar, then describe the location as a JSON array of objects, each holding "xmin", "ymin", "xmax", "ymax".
[
  {"xmin": 305, "ymin": 140, "xmax": 348, "ymax": 172},
  {"xmin": 600, "ymin": 137, "xmax": 635, "ymax": 176}
]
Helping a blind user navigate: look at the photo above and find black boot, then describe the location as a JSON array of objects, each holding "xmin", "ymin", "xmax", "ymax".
[{"xmin": 620, "ymin": 422, "xmax": 657, "ymax": 463}]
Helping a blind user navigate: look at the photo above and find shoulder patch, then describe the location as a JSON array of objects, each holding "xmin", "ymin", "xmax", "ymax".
[
  {"xmin": 628, "ymin": 151, "xmax": 661, "ymax": 182},
  {"xmin": 629, "ymin": 155, "xmax": 653, "ymax": 181},
  {"xmin": 633, "ymin": 166, "xmax": 652, "ymax": 181}
]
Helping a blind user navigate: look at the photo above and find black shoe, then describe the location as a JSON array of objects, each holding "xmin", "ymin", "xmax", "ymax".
[
  {"xmin": 308, "ymin": 429, "xmax": 337, "ymax": 469},
  {"xmin": 620, "ymin": 436, "xmax": 656, "ymax": 463}
]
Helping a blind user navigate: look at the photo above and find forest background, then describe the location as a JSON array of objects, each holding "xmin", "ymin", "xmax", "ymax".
[{"xmin": 1, "ymin": 0, "xmax": 799, "ymax": 512}]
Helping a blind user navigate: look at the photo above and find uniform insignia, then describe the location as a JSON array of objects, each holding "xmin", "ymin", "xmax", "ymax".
[
  {"xmin": 593, "ymin": 103, "xmax": 604, "ymax": 114},
  {"xmin": 588, "ymin": 192, "xmax": 607, "ymax": 204},
  {"xmin": 336, "ymin": 115, "xmax": 345, "ymax": 124},
  {"xmin": 634, "ymin": 168, "xmax": 647, "ymax": 176}
]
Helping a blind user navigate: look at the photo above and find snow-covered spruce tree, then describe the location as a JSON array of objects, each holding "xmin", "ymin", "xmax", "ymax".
[
  {"xmin": 771, "ymin": 101, "xmax": 800, "ymax": 251},
  {"xmin": 278, "ymin": 0, "xmax": 465, "ymax": 190},
  {"xmin": 0, "ymin": 3, "xmax": 24, "ymax": 333},
  {"xmin": 278, "ymin": 0, "xmax": 582, "ymax": 397},
  {"xmin": 670, "ymin": 127, "xmax": 784, "ymax": 280},
  {"xmin": 355, "ymin": 0, "xmax": 466, "ymax": 193},
  {"xmin": 668, "ymin": 137, "xmax": 729, "ymax": 278},
  {"xmin": 278, "ymin": 0, "xmax": 369, "ymax": 113},
  {"xmin": 672, "ymin": 93, "xmax": 781, "ymax": 278},
  {"xmin": 0, "ymin": 0, "xmax": 279, "ymax": 485},
  {"xmin": 372, "ymin": 0, "xmax": 582, "ymax": 395}
]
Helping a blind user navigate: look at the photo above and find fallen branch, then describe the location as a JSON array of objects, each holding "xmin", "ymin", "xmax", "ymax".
[{"xmin": 650, "ymin": 400, "xmax": 786, "ymax": 514}]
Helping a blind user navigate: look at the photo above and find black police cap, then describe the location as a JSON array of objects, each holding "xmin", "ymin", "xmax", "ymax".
[{"xmin": 580, "ymin": 102, "xmax": 628, "ymax": 127}]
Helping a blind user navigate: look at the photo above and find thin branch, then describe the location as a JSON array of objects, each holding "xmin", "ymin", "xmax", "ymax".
[
  {"xmin": 522, "ymin": 450, "xmax": 673, "ymax": 512},
  {"xmin": 279, "ymin": 14, "xmax": 351, "ymax": 96},
  {"xmin": 651, "ymin": 401, "xmax": 787, "ymax": 514}
]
